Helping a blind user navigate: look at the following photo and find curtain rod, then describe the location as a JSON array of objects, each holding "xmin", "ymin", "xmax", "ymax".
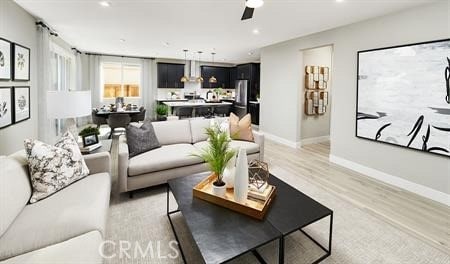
[
  {"xmin": 35, "ymin": 21, "xmax": 58, "ymax": 37},
  {"xmin": 84, "ymin": 52, "xmax": 156, "ymax": 60},
  {"xmin": 71, "ymin": 48, "xmax": 82, "ymax": 54}
]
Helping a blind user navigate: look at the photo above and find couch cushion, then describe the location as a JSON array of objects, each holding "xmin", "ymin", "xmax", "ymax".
[
  {"xmin": 0, "ymin": 154, "xmax": 32, "ymax": 238},
  {"xmin": 128, "ymin": 144, "xmax": 203, "ymax": 176},
  {"xmin": 194, "ymin": 140, "xmax": 260, "ymax": 155},
  {"xmin": 152, "ymin": 120, "xmax": 192, "ymax": 145},
  {"xmin": 24, "ymin": 132, "xmax": 90, "ymax": 203},
  {"xmin": 229, "ymin": 113, "xmax": 254, "ymax": 142},
  {"xmin": 0, "ymin": 231, "xmax": 103, "ymax": 264},
  {"xmin": 0, "ymin": 172, "xmax": 110, "ymax": 260},
  {"xmin": 189, "ymin": 118, "xmax": 211, "ymax": 143},
  {"xmin": 126, "ymin": 121, "xmax": 161, "ymax": 158}
]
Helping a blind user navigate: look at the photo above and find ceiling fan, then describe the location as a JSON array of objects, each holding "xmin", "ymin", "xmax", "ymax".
[{"xmin": 241, "ymin": 0, "xmax": 264, "ymax": 20}]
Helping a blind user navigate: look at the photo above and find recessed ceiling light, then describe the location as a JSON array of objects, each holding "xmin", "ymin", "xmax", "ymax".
[
  {"xmin": 99, "ymin": 1, "xmax": 111, "ymax": 7},
  {"xmin": 163, "ymin": 41, "xmax": 170, "ymax": 47},
  {"xmin": 119, "ymin": 39, "xmax": 125, "ymax": 42},
  {"xmin": 252, "ymin": 29, "xmax": 260, "ymax": 35},
  {"xmin": 336, "ymin": 0, "xmax": 344, "ymax": 2},
  {"xmin": 248, "ymin": 52, "xmax": 254, "ymax": 56},
  {"xmin": 246, "ymin": 0, "xmax": 264, "ymax": 8}
]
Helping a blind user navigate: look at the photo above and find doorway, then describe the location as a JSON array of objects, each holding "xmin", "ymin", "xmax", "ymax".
[{"xmin": 300, "ymin": 45, "xmax": 333, "ymax": 145}]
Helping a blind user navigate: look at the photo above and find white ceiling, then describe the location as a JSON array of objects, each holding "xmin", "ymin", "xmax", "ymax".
[{"xmin": 15, "ymin": 0, "xmax": 435, "ymax": 64}]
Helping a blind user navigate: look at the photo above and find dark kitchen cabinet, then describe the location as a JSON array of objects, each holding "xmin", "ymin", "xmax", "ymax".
[
  {"xmin": 157, "ymin": 63, "xmax": 185, "ymax": 88},
  {"xmin": 201, "ymin": 66, "xmax": 231, "ymax": 89},
  {"xmin": 236, "ymin": 63, "xmax": 260, "ymax": 101},
  {"xmin": 237, "ymin": 64, "xmax": 252, "ymax": 80},
  {"xmin": 229, "ymin": 67, "xmax": 237, "ymax": 88},
  {"xmin": 248, "ymin": 102, "xmax": 260, "ymax": 125}
]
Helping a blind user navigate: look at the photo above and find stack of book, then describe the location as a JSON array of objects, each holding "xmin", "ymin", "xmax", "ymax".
[
  {"xmin": 248, "ymin": 183, "xmax": 274, "ymax": 202},
  {"xmin": 79, "ymin": 142, "xmax": 102, "ymax": 153}
]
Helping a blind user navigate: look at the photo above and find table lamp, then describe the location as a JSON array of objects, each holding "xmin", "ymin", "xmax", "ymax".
[{"xmin": 47, "ymin": 91, "xmax": 91, "ymax": 137}]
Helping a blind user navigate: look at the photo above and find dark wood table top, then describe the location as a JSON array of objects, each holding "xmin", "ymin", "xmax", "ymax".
[
  {"xmin": 96, "ymin": 110, "xmax": 140, "ymax": 115},
  {"xmin": 168, "ymin": 172, "xmax": 332, "ymax": 264}
]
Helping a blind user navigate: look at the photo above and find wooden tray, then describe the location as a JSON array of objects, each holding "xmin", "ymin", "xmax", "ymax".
[{"xmin": 193, "ymin": 174, "xmax": 276, "ymax": 220}]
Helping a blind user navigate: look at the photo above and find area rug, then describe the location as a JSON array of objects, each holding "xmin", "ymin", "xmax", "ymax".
[{"xmin": 103, "ymin": 157, "xmax": 450, "ymax": 264}]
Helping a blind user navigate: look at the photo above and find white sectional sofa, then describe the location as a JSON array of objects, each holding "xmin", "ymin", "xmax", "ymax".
[
  {"xmin": 118, "ymin": 118, "xmax": 264, "ymax": 193},
  {"xmin": 0, "ymin": 151, "xmax": 111, "ymax": 264}
]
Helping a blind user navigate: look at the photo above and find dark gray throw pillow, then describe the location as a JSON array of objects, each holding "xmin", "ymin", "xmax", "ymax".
[{"xmin": 126, "ymin": 121, "xmax": 161, "ymax": 158}]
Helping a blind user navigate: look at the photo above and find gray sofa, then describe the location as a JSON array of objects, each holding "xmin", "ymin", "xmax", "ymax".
[
  {"xmin": 0, "ymin": 151, "xmax": 111, "ymax": 264},
  {"xmin": 118, "ymin": 118, "xmax": 264, "ymax": 193}
]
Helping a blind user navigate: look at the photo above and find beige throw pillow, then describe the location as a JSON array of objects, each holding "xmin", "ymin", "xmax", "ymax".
[
  {"xmin": 24, "ymin": 132, "xmax": 90, "ymax": 203},
  {"xmin": 229, "ymin": 113, "xmax": 254, "ymax": 142}
]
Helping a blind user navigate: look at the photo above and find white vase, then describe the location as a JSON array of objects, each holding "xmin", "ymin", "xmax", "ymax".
[
  {"xmin": 234, "ymin": 148, "xmax": 248, "ymax": 203},
  {"xmin": 212, "ymin": 181, "xmax": 226, "ymax": 197},
  {"xmin": 223, "ymin": 155, "xmax": 236, "ymax": 189}
]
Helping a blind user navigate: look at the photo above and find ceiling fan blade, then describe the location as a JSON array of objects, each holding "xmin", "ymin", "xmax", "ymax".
[{"xmin": 241, "ymin": 7, "xmax": 254, "ymax": 20}]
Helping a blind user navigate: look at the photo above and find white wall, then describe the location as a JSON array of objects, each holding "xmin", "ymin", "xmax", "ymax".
[
  {"xmin": 301, "ymin": 46, "xmax": 333, "ymax": 140},
  {"xmin": 0, "ymin": 0, "xmax": 38, "ymax": 155},
  {"xmin": 260, "ymin": 1, "xmax": 450, "ymax": 196}
]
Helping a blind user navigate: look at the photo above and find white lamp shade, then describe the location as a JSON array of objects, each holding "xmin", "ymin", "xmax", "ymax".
[{"xmin": 47, "ymin": 91, "xmax": 92, "ymax": 119}]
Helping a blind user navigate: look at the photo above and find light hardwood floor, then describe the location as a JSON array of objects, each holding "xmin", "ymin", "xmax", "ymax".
[{"xmin": 264, "ymin": 140, "xmax": 450, "ymax": 255}]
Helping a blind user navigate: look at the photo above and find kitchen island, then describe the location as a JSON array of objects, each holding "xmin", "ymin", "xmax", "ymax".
[{"xmin": 163, "ymin": 100, "xmax": 233, "ymax": 117}]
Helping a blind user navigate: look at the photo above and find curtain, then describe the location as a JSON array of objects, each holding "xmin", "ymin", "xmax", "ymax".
[
  {"xmin": 37, "ymin": 26, "xmax": 57, "ymax": 143},
  {"xmin": 74, "ymin": 51, "xmax": 90, "ymax": 127},
  {"xmin": 142, "ymin": 59, "xmax": 155, "ymax": 120},
  {"xmin": 85, "ymin": 54, "xmax": 102, "ymax": 109}
]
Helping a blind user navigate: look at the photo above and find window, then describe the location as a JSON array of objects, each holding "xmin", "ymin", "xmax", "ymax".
[{"xmin": 101, "ymin": 62, "xmax": 141, "ymax": 99}]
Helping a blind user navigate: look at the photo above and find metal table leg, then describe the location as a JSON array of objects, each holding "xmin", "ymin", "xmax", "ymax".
[{"xmin": 166, "ymin": 184, "xmax": 187, "ymax": 263}]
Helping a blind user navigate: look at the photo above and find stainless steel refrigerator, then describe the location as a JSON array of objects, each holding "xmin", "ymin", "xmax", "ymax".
[{"xmin": 234, "ymin": 80, "xmax": 248, "ymax": 118}]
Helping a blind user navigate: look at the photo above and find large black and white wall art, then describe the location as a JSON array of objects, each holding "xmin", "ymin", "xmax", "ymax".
[
  {"xmin": 0, "ymin": 87, "xmax": 13, "ymax": 128},
  {"xmin": 356, "ymin": 39, "xmax": 450, "ymax": 157},
  {"xmin": 13, "ymin": 86, "xmax": 30, "ymax": 123}
]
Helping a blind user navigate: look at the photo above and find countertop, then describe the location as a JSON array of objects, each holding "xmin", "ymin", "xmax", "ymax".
[
  {"xmin": 156, "ymin": 98, "xmax": 189, "ymax": 102},
  {"xmin": 163, "ymin": 101, "xmax": 233, "ymax": 107}
]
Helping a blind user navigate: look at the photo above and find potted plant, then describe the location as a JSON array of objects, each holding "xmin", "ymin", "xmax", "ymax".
[
  {"xmin": 156, "ymin": 104, "xmax": 168, "ymax": 121},
  {"xmin": 78, "ymin": 126, "xmax": 100, "ymax": 137},
  {"xmin": 192, "ymin": 124, "xmax": 236, "ymax": 196}
]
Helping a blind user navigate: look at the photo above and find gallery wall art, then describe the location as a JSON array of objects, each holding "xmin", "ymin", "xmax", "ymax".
[
  {"xmin": 356, "ymin": 39, "xmax": 450, "ymax": 157},
  {"xmin": 13, "ymin": 86, "xmax": 30, "ymax": 123},
  {"xmin": 0, "ymin": 87, "xmax": 13, "ymax": 129},
  {"xmin": 12, "ymin": 43, "xmax": 30, "ymax": 81},
  {"xmin": 0, "ymin": 38, "xmax": 12, "ymax": 80}
]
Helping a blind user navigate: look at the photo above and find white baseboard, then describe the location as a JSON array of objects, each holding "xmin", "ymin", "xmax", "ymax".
[
  {"xmin": 261, "ymin": 131, "xmax": 300, "ymax": 148},
  {"xmin": 329, "ymin": 154, "xmax": 450, "ymax": 207},
  {"xmin": 300, "ymin": 136, "xmax": 330, "ymax": 146}
]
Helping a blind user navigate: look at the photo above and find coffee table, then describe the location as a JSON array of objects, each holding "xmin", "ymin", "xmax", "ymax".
[{"xmin": 167, "ymin": 172, "xmax": 333, "ymax": 264}]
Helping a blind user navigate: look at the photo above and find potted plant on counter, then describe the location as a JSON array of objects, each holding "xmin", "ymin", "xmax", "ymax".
[
  {"xmin": 192, "ymin": 124, "xmax": 236, "ymax": 197},
  {"xmin": 156, "ymin": 104, "xmax": 168, "ymax": 121}
]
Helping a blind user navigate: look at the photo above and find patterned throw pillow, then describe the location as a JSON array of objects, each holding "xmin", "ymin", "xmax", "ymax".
[
  {"xmin": 24, "ymin": 132, "xmax": 90, "ymax": 203},
  {"xmin": 126, "ymin": 121, "xmax": 161, "ymax": 158},
  {"xmin": 229, "ymin": 113, "xmax": 254, "ymax": 142}
]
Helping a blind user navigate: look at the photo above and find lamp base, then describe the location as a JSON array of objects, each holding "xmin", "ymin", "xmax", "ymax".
[{"xmin": 64, "ymin": 118, "xmax": 78, "ymax": 139}]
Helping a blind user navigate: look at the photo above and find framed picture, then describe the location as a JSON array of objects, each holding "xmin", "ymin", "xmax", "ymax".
[
  {"xmin": 82, "ymin": 133, "xmax": 99, "ymax": 147},
  {"xmin": 356, "ymin": 38, "xmax": 450, "ymax": 158},
  {"xmin": 12, "ymin": 43, "xmax": 30, "ymax": 81},
  {"xmin": 13, "ymin": 86, "xmax": 30, "ymax": 123},
  {"xmin": 0, "ymin": 87, "xmax": 13, "ymax": 129},
  {"xmin": 0, "ymin": 38, "xmax": 12, "ymax": 80}
]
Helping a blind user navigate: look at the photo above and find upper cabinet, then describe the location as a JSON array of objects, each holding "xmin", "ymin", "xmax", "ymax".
[
  {"xmin": 229, "ymin": 67, "xmax": 237, "ymax": 88},
  {"xmin": 157, "ymin": 63, "xmax": 185, "ymax": 89},
  {"xmin": 237, "ymin": 64, "xmax": 252, "ymax": 80},
  {"xmin": 201, "ymin": 66, "xmax": 231, "ymax": 89}
]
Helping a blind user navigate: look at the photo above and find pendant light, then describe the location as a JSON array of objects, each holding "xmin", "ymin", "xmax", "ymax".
[
  {"xmin": 180, "ymin": 49, "xmax": 189, "ymax": 83},
  {"xmin": 209, "ymin": 52, "xmax": 217, "ymax": 83},
  {"xmin": 196, "ymin": 51, "xmax": 204, "ymax": 83}
]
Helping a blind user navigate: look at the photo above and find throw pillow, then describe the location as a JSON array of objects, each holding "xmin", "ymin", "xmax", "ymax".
[
  {"xmin": 229, "ymin": 113, "xmax": 254, "ymax": 142},
  {"xmin": 24, "ymin": 132, "xmax": 90, "ymax": 203},
  {"xmin": 126, "ymin": 121, "xmax": 161, "ymax": 158}
]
